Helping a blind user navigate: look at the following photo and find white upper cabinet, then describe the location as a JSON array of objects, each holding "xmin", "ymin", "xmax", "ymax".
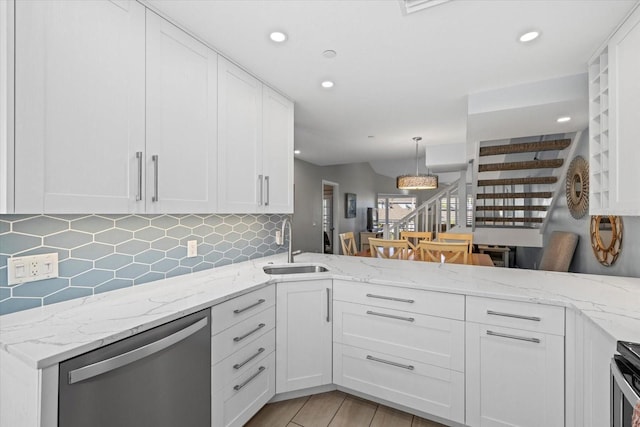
[
  {"xmin": 607, "ymin": 5, "xmax": 640, "ymax": 215},
  {"xmin": 589, "ymin": 4, "xmax": 640, "ymax": 215},
  {"xmin": 218, "ymin": 57, "xmax": 294, "ymax": 214},
  {"xmin": 217, "ymin": 58, "xmax": 263, "ymax": 214},
  {"xmin": 262, "ymin": 86, "xmax": 294, "ymax": 214},
  {"xmin": 14, "ymin": 0, "xmax": 145, "ymax": 213},
  {"xmin": 145, "ymin": 11, "xmax": 217, "ymax": 213}
]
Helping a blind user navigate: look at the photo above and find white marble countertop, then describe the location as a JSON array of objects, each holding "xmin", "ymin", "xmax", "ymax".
[{"xmin": 1, "ymin": 252, "xmax": 639, "ymax": 370}]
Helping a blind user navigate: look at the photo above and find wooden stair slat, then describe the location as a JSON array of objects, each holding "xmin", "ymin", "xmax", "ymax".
[
  {"xmin": 476, "ymin": 217, "xmax": 544, "ymax": 223},
  {"xmin": 477, "ymin": 176, "xmax": 558, "ymax": 186},
  {"xmin": 476, "ymin": 205, "xmax": 548, "ymax": 211},
  {"xmin": 478, "ymin": 159, "xmax": 564, "ymax": 172},
  {"xmin": 479, "ymin": 139, "xmax": 571, "ymax": 156},
  {"xmin": 477, "ymin": 192, "xmax": 553, "ymax": 199}
]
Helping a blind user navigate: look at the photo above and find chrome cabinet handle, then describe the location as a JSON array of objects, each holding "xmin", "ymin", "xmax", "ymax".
[
  {"xmin": 233, "ymin": 366, "xmax": 266, "ymax": 391},
  {"xmin": 233, "ymin": 299, "xmax": 265, "ymax": 314},
  {"xmin": 486, "ymin": 330, "xmax": 540, "ymax": 343},
  {"xmin": 258, "ymin": 175, "xmax": 263, "ymax": 206},
  {"xmin": 265, "ymin": 176, "xmax": 270, "ymax": 206},
  {"xmin": 151, "ymin": 154, "xmax": 159, "ymax": 202},
  {"xmin": 135, "ymin": 151, "xmax": 143, "ymax": 201},
  {"xmin": 486, "ymin": 310, "xmax": 541, "ymax": 322},
  {"xmin": 68, "ymin": 317, "xmax": 208, "ymax": 384},
  {"xmin": 366, "ymin": 355, "xmax": 414, "ymax": 371},
  {"xmin": 366, "ymin": 310, "xmax": 414, "ymax": 322},
  {"xmin": 233, "ymin": 347, "xmax": 265, "ymax": 370},
  {"xmin": 366, "ymin": 293, "xmax": 415, "ymax": 304},
  {"xmin": 233, "ymin": 323, "xmax": 265, "ymax": 342},
  {"xmin": 326, "ymin": 288, "xmax": 331, "ymax": 323}
]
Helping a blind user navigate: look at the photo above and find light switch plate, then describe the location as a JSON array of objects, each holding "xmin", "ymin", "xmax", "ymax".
[
  {"xmin": 7, "ymin": 253, "xmax": 59, "ymax": 286},
  {"xmin": 187, "ymin": 240, "xmax": 198, "ymax": 258}
]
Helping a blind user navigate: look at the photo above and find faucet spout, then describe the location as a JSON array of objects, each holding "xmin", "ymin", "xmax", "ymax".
[{"xmin": 281, "ymin": 218, "xmax": 295, "ymax": 263}]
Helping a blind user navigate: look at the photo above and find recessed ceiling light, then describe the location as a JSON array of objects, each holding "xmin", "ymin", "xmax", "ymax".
[
  {"xmin": 321, "ymin": 81, "xmax": 334, "ymax": 89},
  {"xmin": 519, "ymin": 30, "xmax": 540, "ymax": 43},
  {"xmin": 294, "ymin": 149, "xmax": 301, "ymax": 155},
  {"xmin": 269, "ymin": 31, "xmax": 287, "ymax": 43},
  {"xmin": 557, "ymin": 116, "xmax": 571, "ymax": 123}
]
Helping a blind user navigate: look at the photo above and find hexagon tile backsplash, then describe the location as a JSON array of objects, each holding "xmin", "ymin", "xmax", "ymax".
[{"xmin": 0, "ymin": 214, "xmax": 288, "ymax": 315}]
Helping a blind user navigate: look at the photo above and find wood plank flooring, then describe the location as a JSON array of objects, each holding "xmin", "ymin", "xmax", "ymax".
[{"xmin": 245, "ymin": 391, "xmax": 446, "ymax": 427}]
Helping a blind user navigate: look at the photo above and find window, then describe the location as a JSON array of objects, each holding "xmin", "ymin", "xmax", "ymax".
[{"xmin": 377, "ymin": 195, "xmax": 417, "ymax": 231}]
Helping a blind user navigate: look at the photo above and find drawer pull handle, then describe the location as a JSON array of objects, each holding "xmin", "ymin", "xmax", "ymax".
[
  {"xmin": 366, "ymin": 293, "xmax": 415, "ymax": 304},
  {"xmin": 366, "ymin": 310, "xmax": 414, "ymax": 322},
  {"xmin": 234, "ymin": 299, "xmax": 266, "ymax": 314},
  {"xmin": 486, "ymin": 330, "xmax": 540, "ymax": 344},
  {"xmin": 233, "ymin": 323, "xmax": 266, "ymax": 342},
  {"xmin": 486, "ymin": 310, "xmax": 541, "ymax": 322},
  {"xmin": 233, "ymin": 347, "xmax": 265, "ymax": 370},
  {"xmin": 233, "ymin": 366, "xmax": 266, "ymax": 391},
  {"xmin": 366, "ymin": 355, "xmax": 414, "ymax": 371}
]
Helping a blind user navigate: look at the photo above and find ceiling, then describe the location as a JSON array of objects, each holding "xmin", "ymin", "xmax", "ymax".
[{"xmin": 146, "ymin": 0, "xmax": 637, "ymax": 168}]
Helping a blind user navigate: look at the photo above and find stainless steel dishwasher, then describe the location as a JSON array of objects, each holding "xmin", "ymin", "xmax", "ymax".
[{"xmin": 59, "ymin": 308, "xmax": 211, "ymax": 427}]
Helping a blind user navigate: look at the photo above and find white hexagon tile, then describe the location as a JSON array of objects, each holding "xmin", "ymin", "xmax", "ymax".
[{"xmin": 0, "ymin": 214, "xmax": 288, "ymax": 315}]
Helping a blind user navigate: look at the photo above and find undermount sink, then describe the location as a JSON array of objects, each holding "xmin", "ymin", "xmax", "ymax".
[{"xmin": 263, "ymin": 264, "xmax": 329, "ymax": 275}]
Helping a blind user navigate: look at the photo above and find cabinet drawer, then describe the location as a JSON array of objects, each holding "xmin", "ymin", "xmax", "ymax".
[
  {"xmin": 466, "ymin": 296, "xmax": 565, "ymax": 335},
  {"xmin": 211, "ymin": 285, "xmax": 275, "ymax": 335},
  {"xmin": 333, "ymin": 301, "xmax": 464, "ymax": 372},
  {"xmin": 212, "ymin": 352, "xmax": 275, "ymax": 427},
  {"xmin": 212, "ymin": 306, "xmax": 275, "ymax": 364},
  {"xmin": 333, "ymin": 343, "xmax": 464, "ymax": 424},
  {"xmin": 212, "ymin": 329, "xmax": 275, "ymax": 393},
  {"xmin": 333, "ymin": 280, "xmax": 464, "ymax": 320}
]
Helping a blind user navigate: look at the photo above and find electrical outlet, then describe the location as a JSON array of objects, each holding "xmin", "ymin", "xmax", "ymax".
[
  {"xmin": 187, "ymin": 240, "xmax": 198, "ymax": 258},
  {"xmin": 7, "ymin": 253, "xmax": 59, "ymax": 285},
  {"xmin": 275, "ymin": 230, "xmax": 283, "ymax": 245}
]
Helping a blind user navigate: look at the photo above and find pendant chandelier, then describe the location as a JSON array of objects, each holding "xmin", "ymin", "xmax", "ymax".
[{"xmin": 396, "ymin": 137, "xmax": 438, "ymax": 190}]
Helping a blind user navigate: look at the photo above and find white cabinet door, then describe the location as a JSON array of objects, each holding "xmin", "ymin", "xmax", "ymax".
[
  {"xmin": 465, "ymin": 323, "xmax": 564, "ymax": 427},
  {"xmin": 262, "ymin": 86, "xmax": 294, "ymax": 214},
  {"xmin": 608, "ymin": 5, "xmax": 640, "ymax": 215},
  {"xmin": 217, "ymin": 57, "xmax": 262, "ymax": 213},
  {"xmin": 276, "ymin": 280, "xmax": 333, "ymax": 393},
  {"xmin": 14, "ymin": 0, "xmax": 145, "ymax": 213},
  {"xmin": 146, "ymin": 11, "xmax": 217, "ymax": 213}
]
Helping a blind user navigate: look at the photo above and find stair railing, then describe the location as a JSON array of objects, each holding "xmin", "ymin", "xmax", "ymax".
[{"xmin": 390, "ymin": 179, "xmax": 461, "ymax": 238}]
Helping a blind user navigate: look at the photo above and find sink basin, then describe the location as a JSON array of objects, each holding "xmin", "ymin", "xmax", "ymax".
[{"xmin": 263, "ymin": 264, "xmax": 329, "ymax": 275}]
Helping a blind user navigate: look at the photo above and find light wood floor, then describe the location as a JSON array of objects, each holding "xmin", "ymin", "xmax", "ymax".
[{"xmin": 245, "ymin": 391, "xmax": 446, "ymax": 427}]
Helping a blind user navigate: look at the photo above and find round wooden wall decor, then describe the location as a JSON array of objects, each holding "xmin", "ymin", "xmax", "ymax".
[
  {"xmin": 590, "ymin": 215, "xmax": 623, "ymax": 266},
  {"xmin": 566, "ymin": 156, "xmax": 589, "ymax": 219}
]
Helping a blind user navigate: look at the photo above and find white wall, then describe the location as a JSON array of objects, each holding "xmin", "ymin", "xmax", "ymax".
[
  {"xmin": 542, "ymin": 135, "xmax": 640, "ymax": 277},
  {"xmin": 292, "ymin": 159, "xmax": 398, "ymax": 253}
]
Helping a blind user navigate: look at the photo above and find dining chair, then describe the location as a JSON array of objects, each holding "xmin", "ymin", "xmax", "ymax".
[
  {"xmin": 369, "ymin": 238, "xmax": 410, "ymax": 260},
  {"xmin": 417, "ymin": 240, "xmax": 470, "ymax": 264},
  {"xmin": 437, "ymin": 232, "xmax": 473, "ymax": 254},
  {"xmin": 339, "ymin": 232, "xmax": 358, "ymax": 256},
  {"xmin": 399, "ymin": 231, "xmax": 433, "ymax": 251}
]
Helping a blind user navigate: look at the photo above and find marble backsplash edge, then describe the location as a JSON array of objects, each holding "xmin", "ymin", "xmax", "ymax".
[{"xmin": 0, "ymin": 213, "xmax": 288, "ymax": 315}]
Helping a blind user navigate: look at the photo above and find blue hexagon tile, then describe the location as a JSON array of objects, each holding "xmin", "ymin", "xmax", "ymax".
[{"xmin": 0, "ymin": 214, "xmax": 287, "ymax": 315}]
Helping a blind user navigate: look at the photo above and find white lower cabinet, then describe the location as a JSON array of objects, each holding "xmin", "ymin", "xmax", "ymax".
[
  {"xmin": 276, "ymin": 279, "xmax": 333, "ymax": 393},
  {"xmin": 210, "ymin": 285, "xmax": 276, "ymax": 427},
  {"xmin": 465, "ymin": 296, "xmax": 565, "ymax": 427},
  {"xmin": 332, "ymin": 280, "xmax": 465, "ymax": 424}
]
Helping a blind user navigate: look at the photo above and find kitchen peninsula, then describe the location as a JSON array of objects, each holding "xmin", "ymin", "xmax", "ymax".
[{"xmin": 1, "ymin": 253, "xmax": 639, "ymax": 427}]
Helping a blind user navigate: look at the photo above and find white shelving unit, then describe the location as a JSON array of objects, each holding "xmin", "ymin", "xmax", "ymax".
[{"xmin": 588, "ymin": 47, "xmax": 610, "ymax": 214}]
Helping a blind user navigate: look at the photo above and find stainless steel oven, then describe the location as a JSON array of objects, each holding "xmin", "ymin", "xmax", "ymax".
[{"xmin": 611, "ymin": 342, "xmax": 640, "ymax": 427}]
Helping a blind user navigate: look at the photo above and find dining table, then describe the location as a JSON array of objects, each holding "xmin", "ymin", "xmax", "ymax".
[{"xmin": 356, "ymin": 249, "xmax": 495, "ymax": 267}]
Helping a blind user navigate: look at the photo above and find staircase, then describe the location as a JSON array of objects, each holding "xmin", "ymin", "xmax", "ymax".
[
  {"xmin": 471, "ymin": 131, "xmax": 582, "ymax": 247},
  {"xmin": 391, "ymin": 131, "xmax": 583, "ymax": 248}
]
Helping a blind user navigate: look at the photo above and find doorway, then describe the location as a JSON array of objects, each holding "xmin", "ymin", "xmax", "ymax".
[{"xmin": 322, "ymin": 181, "xmax": 339, "ymax": 254}]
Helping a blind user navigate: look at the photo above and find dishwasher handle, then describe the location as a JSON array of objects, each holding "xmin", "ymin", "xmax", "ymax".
[{"xmin": 68, "ymin": 317, "xmax": 208, "ymax": 385}]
